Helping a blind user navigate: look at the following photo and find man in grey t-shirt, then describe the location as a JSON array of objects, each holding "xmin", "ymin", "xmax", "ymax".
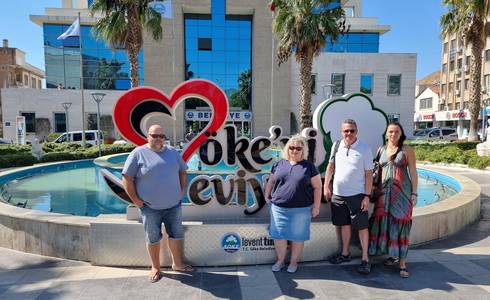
[{"xmin": 122, "ymin": 124, "xmax": 193, "ymax": 282}]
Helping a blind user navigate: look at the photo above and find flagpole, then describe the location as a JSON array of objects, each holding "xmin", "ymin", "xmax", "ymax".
[
  {"xmin": 78, "ymin": 12, "xmax": 86, "ymax": 147},
  {"xmin": 172, "ymin": 5, "xmax": 177, "ymax": 147},
  {"xmin": 270, "ymin": 11, "xmax": 275, "ymax": 127}
]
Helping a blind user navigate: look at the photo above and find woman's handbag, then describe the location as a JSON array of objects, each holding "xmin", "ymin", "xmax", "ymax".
[{"xmin": 371, "ymin": 146, "xmax": 384, "ymax": 202}]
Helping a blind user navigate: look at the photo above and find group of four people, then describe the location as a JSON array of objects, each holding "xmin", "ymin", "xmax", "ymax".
[{"xmin": 122, "ymin": 120, "xmax": 417, "ymax": 283}]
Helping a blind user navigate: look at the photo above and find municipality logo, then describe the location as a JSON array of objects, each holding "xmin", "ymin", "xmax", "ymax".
[{"xmin": 221, "ymin": 232, "xmax": 241, "ymax": 253}]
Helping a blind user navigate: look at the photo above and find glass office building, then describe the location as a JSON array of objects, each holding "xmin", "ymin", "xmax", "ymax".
[{"xmin": 43, "ymin": 24, "xmax": 143, "ymax": 90}]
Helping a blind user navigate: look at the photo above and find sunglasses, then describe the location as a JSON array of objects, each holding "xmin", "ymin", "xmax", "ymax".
[
  {"xmin": 149, "ymin": 134, "xmax": 165, "ymax": 139},
  {"xmin": 289, "ymin": 146, "xmax": 303, "ymax": 151},
  {"xmin": 343, "ymin": 129, "xmax": 356, "ymax": 133}
]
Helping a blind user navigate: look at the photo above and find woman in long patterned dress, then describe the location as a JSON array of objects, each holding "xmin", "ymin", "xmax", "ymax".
[{"xmin": 368, "ymin": 122, "xmax": 418, "ymax": 278}]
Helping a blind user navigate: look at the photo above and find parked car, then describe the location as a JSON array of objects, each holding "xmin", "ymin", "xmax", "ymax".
[
  {"xmin": 414, "ymin": 128, "xmax": 458, "ymax": 141},
  {"xmin": 0, "ymin": 138, "xmax": 12, "ymax": 144},
  {"xmin": 52, "ymin": 130, "xmax": 103, "ymax": 145}
]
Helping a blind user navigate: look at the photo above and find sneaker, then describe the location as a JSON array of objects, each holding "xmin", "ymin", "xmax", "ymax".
[
  {"xmin": 328, "ymin": 253, "xmax": 351, "ymax": 264},
  {"xmin": 287, "ymin": 264, "xmax": 298, "ymax": 273},
  {"xmin": 357, "ymin": 260, "xmax": 371, "ymax": 275},
  {"xmin": 271, "ymin": 262, "xmax": 284, "ymax": 272}
]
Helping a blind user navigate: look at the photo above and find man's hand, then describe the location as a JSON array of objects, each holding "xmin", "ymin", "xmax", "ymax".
[
  {"xmin": 323, "ymin": 188, "xmax": 332, "ymax": 202},
  {"xmin": 360, "ymin": 196, "xmax": 370, "ymax": 212},
  {"xmin": 133, "ymin": 198, "xmax": 144, "ymax": 208}
]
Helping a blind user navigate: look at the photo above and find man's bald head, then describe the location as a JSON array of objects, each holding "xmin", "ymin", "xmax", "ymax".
[{"xmin": 148, "ymin": 124, "xmax": 164, "ymax": 135}]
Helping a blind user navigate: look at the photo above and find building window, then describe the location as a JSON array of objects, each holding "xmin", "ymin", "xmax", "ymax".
[
  {"xmin": 23, "ymin": 75, "xmax": 29, "ymax": 86},
  {"xmin": 449, "ymin": 82, "xmax": 453, "ymax": 93},
  {"xmin": 447, "ymin": 103, "xmax": 453, "ymax": 110},
  {"xmin": 387, "ymin": 74, "xmax": 401, "ymax": 96},
  {"xmin": 54, "ymin": 113, "xmax": 67, "ymax": 133},
  {"xmin": 420, "ymin": 98, "xmax": 433, "ymax": 110},
  {"xmin": 450, "ymin": 39, "xmax": 456, "ymax": 52},
  {"xmin": 456, "ymin": 80, "xmax": 461, "ymax": 93},
  {"xmin": 198, "ymin": 38, "xmax": 212, "ymax": 51},
  {"xmin": 457, "ymin": 58, "xmax": 462, "ymax": 69},
  {"xmin": 466, "ymin": 55, "xmax": 471, "ymax": 66},
  {"xmin": 38, "ymin": 79, "xmax": 42, "ymax": 89},
  {"xmin": 16, "ymin": 74, "xmax": 21, "ymax": 82},
  {"xmin": 344, "ymin": 7, "xmax": 354, "ymax": 17},
  {"xmin": 439, "ymin": 103, "xmax": 445, "ymax": 111},
  {"xmin": 443, "ymin": 42, "xmax": 448, "ymax": 54},
  {"xmin": 87, "ymin": 113, "xmax": 98, "ymax": 130},
  {"xmin": 360, "ymin": 73, "xmax": 373, "ymax": 94},
  {"xmin": 442, "ymin": 63, "xmax": 447, "ymax": 73},
  {"xmin": 388, "ymin": 113, "xmax": 400, "ymax": 123},
  {"xmin": 463, "ymin": 101, "xmax": 468, "ymax": 109},
  {"xmin": 486, "ymin": 50, "xmax": 490, "ymax": 61},
  {"xmin": 331, "ymin": 73, "xmax": 345, "ymax": 95},
  {"xmin": 449, "ymin": 60, "xmax": 454, "ymax": 71},
  {"xmin": 21, "ymin": 112, "xmax": 35, "ymax": 132},
  {"xmin": 311, "ymin": 74, "xmax": 317, "ymax": 95},
  {"xmin": 31, "ymin": 78, "xmax": 36, "ymax": 88},
  {"xmin": 464, "ymin": 79, "xmax": 469, "ymax": 89},
  {"xmin": 441, "ymin": 84, "xmax": 446, "ymax": 97},
  {"xmin": 323, "ymin": 32, "xmax": 380, "ymax": 53}
]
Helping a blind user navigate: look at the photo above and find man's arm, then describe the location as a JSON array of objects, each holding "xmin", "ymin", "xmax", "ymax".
[
  {"xmin": 122, "ymin": 175, "xmax": 144, "ymax": 207},
  {"xmin": 179, "ymin": 170, "xmax": 187, "ymax": 199},
  {"xmin": 361, "ymin": 169, "xmax": 373, "ymax": 211},
  {"xmin": 323, "ymin": 162, "xmax": 334, "ymax": 200}
]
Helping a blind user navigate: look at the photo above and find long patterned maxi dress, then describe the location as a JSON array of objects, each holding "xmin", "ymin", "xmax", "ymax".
[{"xmin": 368, "ymin": 147, "xmax": 414, "ymax": 260}]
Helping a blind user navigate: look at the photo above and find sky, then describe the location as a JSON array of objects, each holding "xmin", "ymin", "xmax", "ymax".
[{"xmin": 0, "ymin": 0, "xmax": 446, "ymax": 80}]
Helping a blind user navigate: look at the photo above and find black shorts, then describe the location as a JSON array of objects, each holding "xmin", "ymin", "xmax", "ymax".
[{"xmin": 330, "ymin": 194, "xmax": 368, "ymax": 230}]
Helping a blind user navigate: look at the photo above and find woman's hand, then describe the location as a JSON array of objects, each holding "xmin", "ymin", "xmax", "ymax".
[
  {"xmin": 411, "ymin": 194, "xmax": 418, "ymax": 206},
  {"xmin": 311, "ymin": 206, "xmax": 320, "ymax": 218}
]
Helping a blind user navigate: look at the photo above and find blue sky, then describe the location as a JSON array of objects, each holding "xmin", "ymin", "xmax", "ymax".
[{"xmin": 0, "ymin": 0, "xmax": 446, "ymax": 80}]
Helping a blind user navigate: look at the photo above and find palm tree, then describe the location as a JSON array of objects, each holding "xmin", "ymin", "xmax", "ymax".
[
  {"xmin": 441, "ymin": 0, "xmax": 489, "ymax": 141},
  {"xmin": 270, "ymin": 0, "xmax": 347, "ymax": 129},
  {"xmin": 90, "ymin": 0, "xmax": 163, "ymax": 88}
]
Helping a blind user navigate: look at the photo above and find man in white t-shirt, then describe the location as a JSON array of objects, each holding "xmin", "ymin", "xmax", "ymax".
[{"xmin": 323, "ymin": 119, "xmax": 373, "ymax": 274}]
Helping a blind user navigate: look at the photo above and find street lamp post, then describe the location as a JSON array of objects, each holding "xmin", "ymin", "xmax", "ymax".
[
  {"xmin": 91, "ymin": 92, "xmax": 106, "ymax": 157},
  {"xmin": 482, "ymin": 98, "xmax": 488, "ymax": 142},
  {"xmin": 61, "ymin": 102, "xmax": 72, "ymax": 140}
]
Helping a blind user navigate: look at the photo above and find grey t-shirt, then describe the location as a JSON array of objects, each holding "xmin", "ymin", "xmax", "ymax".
[{"xmin": 122, "ymin": 145, "xmax": 188, "ymax": 209}]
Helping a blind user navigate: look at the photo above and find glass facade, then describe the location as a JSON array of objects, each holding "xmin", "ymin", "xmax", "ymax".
[
  {"xmin": 323, "ymin": 33, "xmax": 379, "ymax": 53},
  {"xmin": 43, "ymin": 24, "xmax": 143, "ymax": 90},
  {"xmin": 184, "ymin": 0, "xmax": 252, "ymax": 109},
  {"xmin": 360, "ymin": 74, "xmax": 373, "ymax": 94},
  {"xmin": 388, "ymin": 74, "xmax": 401, "ymax": 96},
  {"xmin": 54, "ymin": 113, "xmax": 67, "ymax": 133}
]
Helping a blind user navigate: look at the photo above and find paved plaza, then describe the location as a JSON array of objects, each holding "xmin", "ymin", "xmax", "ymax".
[{"xmin": 0, "ymin": 165, "xmax": 489, "ymax": 299}]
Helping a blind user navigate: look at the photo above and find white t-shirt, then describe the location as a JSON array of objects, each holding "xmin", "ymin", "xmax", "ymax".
[{"xmin": 330, "ymin": 139, "xmax": 373, "ymax": 197}]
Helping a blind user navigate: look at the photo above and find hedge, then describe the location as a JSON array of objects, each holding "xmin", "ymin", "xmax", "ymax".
[{"xmin": 0, "ymin": 143, "xmax": 136, "ymax": 168}]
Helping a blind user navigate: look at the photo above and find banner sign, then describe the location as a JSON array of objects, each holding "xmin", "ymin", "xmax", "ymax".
[{"xmin": 15, "ymin": 116, "xmax": 26, "ymax": 145}]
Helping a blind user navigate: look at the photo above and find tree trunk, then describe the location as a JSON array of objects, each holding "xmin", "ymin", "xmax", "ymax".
[
  {"xmin": 299, "ymin": 50, "xmax": 313, "ymax": 130},
  {"xmin": 468, "ymin": 20, "xmax": 484, "ymax": 142},
  {"xmin": 127, "ymin": 6, "xmax": 141, "ymax": 88}
]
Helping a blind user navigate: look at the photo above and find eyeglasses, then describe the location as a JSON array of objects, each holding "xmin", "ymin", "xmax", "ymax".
[
  {"xmin": 343, "ymin": 129, "xmax": 356, "ymax": 134},
  {"xmin": 149, "ymin": 134, "xmax": 165, "ymax": 139},
  {"xmin": 289, "ymin": 146, "xmax": 303, "ymax": 151}
]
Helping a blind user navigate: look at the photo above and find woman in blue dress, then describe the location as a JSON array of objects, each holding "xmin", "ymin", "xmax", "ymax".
[{"xmin": 264, "ymin": 135, "xmax": 322, "ymax": 273}]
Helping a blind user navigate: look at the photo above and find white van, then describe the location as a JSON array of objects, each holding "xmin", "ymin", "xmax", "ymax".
[
  {"xmin": 53, "ymin": 130, "xmax": 103, "ymax": 145},
  {"xmin": 414, "ymin": 128, "xmax": 458, "ymax": 141}
]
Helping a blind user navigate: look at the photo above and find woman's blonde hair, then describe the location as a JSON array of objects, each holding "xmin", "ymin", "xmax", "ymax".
[{"xmin": 282, "ymin": 135, "xmax": 309, "ymax": 161}]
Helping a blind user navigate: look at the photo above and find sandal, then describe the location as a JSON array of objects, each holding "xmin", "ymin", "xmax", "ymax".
[
  {"xmin": 399, "ymin": 268, "xmax": 410, "ymax": 278},
  {"xmin": 171, "ymin": 264, "xmax": 194, "ymax": 272},
  {"xmin": 148, "ymin": 271, "xmax": 162, "ymax": 283},
  {"xmin": 383, "ymin": 257, "xmax": 399, "ymax": 266}
]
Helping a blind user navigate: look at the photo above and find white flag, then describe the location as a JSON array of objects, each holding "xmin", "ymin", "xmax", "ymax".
[
  {"xmin": 149, "ymin": 0, "xmax": 173, "ymax": 19},
  {"xmin": 57, "ymin": 17, "xmax": 80, "ymax": 40}
]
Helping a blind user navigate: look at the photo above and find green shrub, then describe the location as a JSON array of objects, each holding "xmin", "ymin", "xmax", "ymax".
[
  {"xmin": 0, "ymin": 153, "xmax": 38, "ymax": 168},
  {"xmin": 47, "ymin": 133, "xmax": 61, "ymax": 142},
  {"xmin": 467, "ymin": 156, "xmax": 490, "ymax": 169},
  {"xmin": 0, "ymin": 144, "xmax": 31, "ymax": 155}
]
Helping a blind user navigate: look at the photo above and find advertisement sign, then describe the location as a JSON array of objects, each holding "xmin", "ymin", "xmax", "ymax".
[
  {"xmin": 185, "ymin": 110, "xmax": 252, "ymax": 122},
  {"xmin": 15, "ymin": 116, "xmax": 26, "ymax": 145}
]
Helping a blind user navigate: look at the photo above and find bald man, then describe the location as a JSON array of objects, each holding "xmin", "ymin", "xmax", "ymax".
[{"xmin": 122, "ymin": 125, "xmax": 193, "ymax": 283}]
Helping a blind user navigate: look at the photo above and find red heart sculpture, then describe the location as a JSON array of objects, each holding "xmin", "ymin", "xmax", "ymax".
[{"xmin": 113, "ymin": 79, "xmax": 229, "ymax": 162}]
